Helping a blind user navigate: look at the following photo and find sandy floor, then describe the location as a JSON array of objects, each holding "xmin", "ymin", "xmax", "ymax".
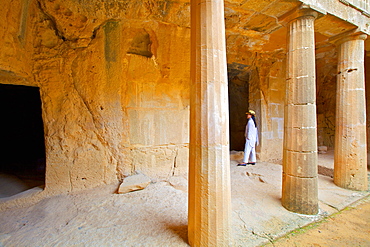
[
  {"xmin": 0, "ymin": 182, "xmax": 189, "ymax": 246},
  {"xmin": 0, "ymin": 153, "xmax": 369, "ymax": 246},
  {"xmin": 265, "ymin": 195, "xmax": 370, "ymax": 246}
]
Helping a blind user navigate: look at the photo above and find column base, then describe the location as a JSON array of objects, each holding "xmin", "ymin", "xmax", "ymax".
[{"xmin": 282, "ymin": 173, "xmax": 318, "ymax": 215}]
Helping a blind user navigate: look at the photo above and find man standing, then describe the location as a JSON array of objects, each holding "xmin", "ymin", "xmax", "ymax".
[{"xmin": 238, "ymin": 110, "xmax": 258, "ymax": 166}]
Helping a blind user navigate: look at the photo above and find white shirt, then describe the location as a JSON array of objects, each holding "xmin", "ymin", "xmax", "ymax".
[{"xmin": 245, "ymin": 118, "xmax": 258, "ymax": 146}]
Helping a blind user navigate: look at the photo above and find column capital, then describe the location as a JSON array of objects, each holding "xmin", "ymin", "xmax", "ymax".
[
  {"xmin": 279, "ymin": 4, "xmax": 326, "ymax": 26},
  {"xmin": 329, "ymin": 29, "xmax": 368, "ymax": 46}
]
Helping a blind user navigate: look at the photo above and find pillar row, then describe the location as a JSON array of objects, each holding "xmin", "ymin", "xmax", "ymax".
[
  {"xmin": 282, "ymin": 7, "xmax": 319, "ymax": 215},
  {"xmin": 188, "ymin": 0, "xmax": 232, "ymax": 246},
  {"xmin": 334, "ymin": 32, "xmax": 368, "ymax": 191}
]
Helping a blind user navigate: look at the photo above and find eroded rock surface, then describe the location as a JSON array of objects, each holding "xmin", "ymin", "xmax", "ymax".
[{"xmin": 118, "ymin": 173, "xmax": 151, "ymax": 194}]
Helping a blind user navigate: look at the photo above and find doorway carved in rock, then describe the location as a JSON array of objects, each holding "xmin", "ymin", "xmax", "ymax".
[
  {"xmin": 228, "ymin": 63, "xmax": 250, "ymax": 151},
  {"xmin": 0, "ymin": 84, "xmax": 46, "ymax": 197}
]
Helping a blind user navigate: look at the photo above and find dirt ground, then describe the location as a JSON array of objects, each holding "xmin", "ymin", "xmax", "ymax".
[
  {"xmin": 0, "ymin": 154, "xmax": 369, "ymax": 246},
  {"xmin": 264, "ymin": 195, "xmax": 370, "ymax": 247}
]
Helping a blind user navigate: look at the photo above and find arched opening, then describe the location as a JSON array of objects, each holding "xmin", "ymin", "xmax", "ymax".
[{"xmin": 0, "ymin": 84, "xmax": 45, "ymax": 198}]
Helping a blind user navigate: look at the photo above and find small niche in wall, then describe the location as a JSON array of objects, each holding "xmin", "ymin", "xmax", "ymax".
[{"xmin": 0, "ymin": 84, "xmax": 46, "ymax": 198}]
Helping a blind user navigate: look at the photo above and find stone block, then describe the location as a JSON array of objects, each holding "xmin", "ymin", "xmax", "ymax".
[
  {"xmin": 286, "ymin": 77, "xmax": 316, "ymax": 105},
  {"xmin": 334, "ymin": 144, "xmax": 368, "ymax": 191},
  {"xmin": 241, "ymin": 12, "xmax": 280, "ymax": 32},
  {"xmin": 241, "ymin": 0, "xmax": 285, "ymax": 13},
  {"xmin": 283, "ymin": 150, "xmax": 318, "ymax": 177},
  {"xmin": 285, "ymin": 104, "xmax": 316, "ymax": 129},
  {"xmin": 118, "ymin": 173, "xmax": 151, "ymax": 194},
  {"xmin": 168, "ymin": 176, "xmax": 188, "ymax": 191},
  {"xmin": 263, "ymin": 1, "xmax": 300, "ymax": 17},
  {"xmin": 284, "ymin": 127, "xmax": 317, "ymax": 152},
  {"xmin": 282, "ymin": 173, "xmax": 318, "ymax": 215},
  {"xmin": 128, "ymin": 108, "xmax": 189, "ymax": 146},
  {"xmin": 198, "ymin": 145, "xmax": 230, "ymax": 168},
  {"xmin": 172, "ymin": 146, "xmax": 190, "ymax": 176},
  {"xmin": 131, "ymin": 144, "xmax": 189, "ymax": 179},
  {"xmin": 318, "ymin": 145, "xmax": 327, "ymax": 154}
]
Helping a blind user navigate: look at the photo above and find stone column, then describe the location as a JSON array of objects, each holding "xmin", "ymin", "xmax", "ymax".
[
  {"xmin": 334, "ymin": 32, "xmax": 368, "ymax": 191},
  {"xmin": 188, "ymin": 0, "xmax": 232, "ymax": 246},
  {"xmin": 282, "ymin": 7, "xmax": 319, "ymax": 215}
]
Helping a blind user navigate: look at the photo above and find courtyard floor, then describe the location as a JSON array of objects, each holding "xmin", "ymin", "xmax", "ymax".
[{"xmin": 0, "ymin": 150, "xmax": 369, "ymax": 246}]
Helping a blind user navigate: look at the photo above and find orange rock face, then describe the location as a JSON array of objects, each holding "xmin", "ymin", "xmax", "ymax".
[{"xmin": 0, "ymin": 0, "xmax": 369, "ymax": 195}]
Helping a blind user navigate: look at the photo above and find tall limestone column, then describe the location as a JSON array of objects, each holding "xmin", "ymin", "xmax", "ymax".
[
  {"xmin": 188, "ymin": 0, "xmax": 232, "ymax": 246},
  {"xmin": 334, "ymin": 32, "xmax": 368, "ymax": 191},
  {"xmin": 281, "ymin": 7, "xmax": 319, "ymax": 215}
]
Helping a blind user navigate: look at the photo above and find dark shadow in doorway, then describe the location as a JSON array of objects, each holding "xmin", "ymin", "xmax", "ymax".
[{"xmin": 0, "ymin": 84, "xmax": 45, "ymax": 197}]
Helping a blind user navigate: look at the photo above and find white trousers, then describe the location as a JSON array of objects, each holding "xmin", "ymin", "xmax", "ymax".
[{"xmin": 243, "ymin": 140, "xmax": 256, "ymax": 163}]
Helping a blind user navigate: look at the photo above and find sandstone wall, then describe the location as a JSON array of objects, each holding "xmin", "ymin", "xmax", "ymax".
[
  {"xmin": 366, "ymin": 54, "xmax": 370, "ymax": 162},
  {"xmin": 1, "ymin": 0, "xmax": 368, "ymax": 195},
  {"xmin": 316, "ymin": 43, "xmax": 338, "ymax": 148},
  {"xmin": 226, "ymin": 29, "xmax": 287, "ymax": 162},
  {"xmin": 316, "ymin": 42, "xmax": 370, "ymax": 152},
  {"xmin": 0, "ymin": 0, "xmax": 34, "ymax": 85},
  {"xmin": 257, "ymin": 57, "xmax": 286, "ymax": 163},
  {"xmin": 228, "ymin": 62, "xmax": 250, "ymax": 151},
  {"xmin": 0, "ymin": 0, "xmax": 190, "ymax": 194},
  {"xmin": 0, "ymin": 0, "xmax": 288, "ymax": 195},
  {"xmin": 122, "ymin": 22, "xmax": 190, "ymax": 179}
]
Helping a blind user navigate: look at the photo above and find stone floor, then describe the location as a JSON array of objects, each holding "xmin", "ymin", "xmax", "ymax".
[{"xmin": 0, "ymin": 151, "xmax": 369, "ymax": 246}]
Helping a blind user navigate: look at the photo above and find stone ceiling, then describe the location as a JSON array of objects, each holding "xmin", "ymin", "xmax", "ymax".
[
  {"xmin": 223, "ymin": 0, "xmax": 369, "ymax": 53},
  {"xmin": 37, "ymin": 0, "xmax": 369, "ymax": 53}
]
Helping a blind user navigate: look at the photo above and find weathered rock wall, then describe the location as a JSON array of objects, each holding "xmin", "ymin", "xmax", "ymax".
[
  {"xmin": 226, "ymin": 31, "xmax": 287, "ymax": 162},
  {"xmin": 1, "ymin": 0, "xmax": 368, "ymax": 195},
  {"xmin": 121, "ymin": 21, "xmax": 190, "ymax": 179},
  {"xmin": 316, "ymin": 43, "xmax": 370, "ymax": 152},
  {"xmin": 0, "ymin": 0, "xmax": 190, "ymax": 194},
  {"xmin": 0, "ymin": 0, "xmax": 34, "ymax": 85},
  {"xmin": 0, "ymin": 0, "xmax": 288, "ymax": 195},
  {"xmin": 316, "ymin": 43, "xmax": 338, "ymax": 148},
  {"xmin": 227, "ymin": 62, "xmax": 251, "ymax": 151},
  {"xmin": 366, "ymin": 54, "xmax": 370, "ymax": 160},
  {"xmin": 256, "ymin": 56, "xmax": 286, "ymax": 163}
]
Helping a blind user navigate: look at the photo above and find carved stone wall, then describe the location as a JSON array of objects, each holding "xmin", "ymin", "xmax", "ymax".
[
  {"xmin": 228, "ymin": 62, "xmax": 250, "ymax": 151},
  {"xmin": 316, "ymin": 44, "xmax": 338, "ymax": 148},
  {"xmin": 0, "ymin": 0, "xmax": 191, "ymax": 193},
  {"xmin": 1, "ymin": 0, "xmax": 369, "ymax": 194},
  {"xmin": 366, "ymin": 54, "xmax": 370, "ymax": 167}
]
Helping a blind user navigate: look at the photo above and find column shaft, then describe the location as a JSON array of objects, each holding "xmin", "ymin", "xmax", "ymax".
[
  {"xmin": 189, "ymin": 0, "xmax": 232, "ymax": 246},
  {"xmin": 282, "ymin": 9, "xmax": 319, "ymax": 215},
  {"xmin": 334, "ymin": 34, "xmax": 368, "ymax": 191}
]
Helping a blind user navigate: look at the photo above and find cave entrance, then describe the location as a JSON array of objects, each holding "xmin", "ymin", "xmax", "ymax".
[
  {"xmin": 228, "ymin": 63, "xmax": 250, "ymax": 151},
  {"xmin": 0, "ymin": 84, "xmax": 46, "ymax": 198}
]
